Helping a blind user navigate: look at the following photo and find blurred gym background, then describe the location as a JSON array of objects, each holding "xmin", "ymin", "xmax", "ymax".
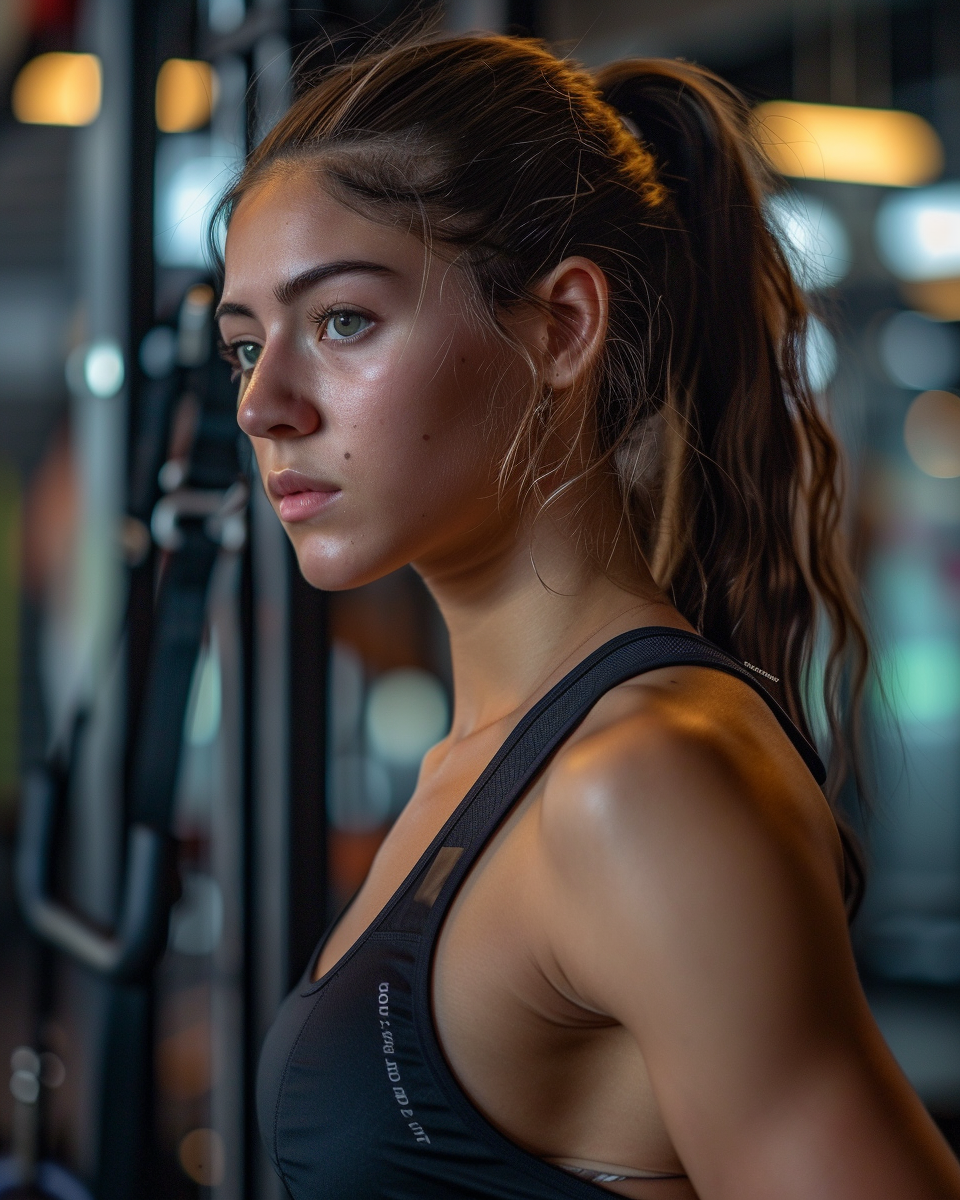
[{"xmin": 0, "ymin": 0, "xmax": 959, "ymax": 1196}]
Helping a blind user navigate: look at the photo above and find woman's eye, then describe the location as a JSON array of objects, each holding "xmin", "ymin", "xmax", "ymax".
[
  {"xmin": 324, "ymin": 311, "xmax": 370, "ymax": 341},
  {"xmin": 235, "ymin": 342, "xmax": 261, "ymax": 371}
]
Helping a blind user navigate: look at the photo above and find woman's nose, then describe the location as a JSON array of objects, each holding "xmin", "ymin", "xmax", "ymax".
[{"xmin": 236, "ymin": 358, "xmax": 321, "ymax": 440}]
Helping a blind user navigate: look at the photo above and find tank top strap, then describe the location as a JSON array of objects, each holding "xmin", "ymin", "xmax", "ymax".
[{"xmin": 379, "ymin": 627, "xmax": 824, "ymax": 938}]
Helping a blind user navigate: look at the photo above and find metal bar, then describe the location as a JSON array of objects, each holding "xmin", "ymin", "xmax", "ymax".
[{"xmin": 16, "ymin": 769, "xmax": 172, "ymax": 981}]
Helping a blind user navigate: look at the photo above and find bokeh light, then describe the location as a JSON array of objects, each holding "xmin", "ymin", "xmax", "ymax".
[
  {"xmin": 805, "ymin": 316, "xmax": 839, "ymax": 393},
  {"xmin": 757, "ymin": 100, "xmax": 943, "ymax": 187},
  {"xmin": 158, "ymin": 1022, "xmax": 213, "ymax": 1101},
  {"xmin": 156, "ymin": 59, "xmax": 218, "ymax": 133},
  {"xmin": 876, "ymin": 183, "xmax": 960, "ymax": 282},
  {"xmin": 904, "ymin": 389, "xmax": 960, "ymax": 478},
  {"xmin": 879, "ymin": 311, "xmax": 960, "ymax": 391},
  {"xmin": 901, "ymin": 278, "xmax": 960, "ymax": 323},
  {"xmin": 365, "ymin": 668, "xmax": 449, "ymax": 767},
  {"xmin": 875, "ymin": 636, "xmax": 960, "ymax": 726},
  {"xmin": 768, "ymin": 192, "xmax": 851, "ymax": 291},
  {"xmin": 139, "ymin": 325, "xmax": 178, "ymax": 379},
  {"xmin": 12, "ymin": 52, "xmax": 102, "ymax": 126},
  {"xmin": 178, "ymin": 1128, "xmax": 225, "ymax": 1187},
  {"xmin": 154, "ymin": 138, "xmax": 235, "ymax": 268},
  {"xmin": 208, "ymin": 0, "xmax": 246, "ymax": 32},
  {"xmin": 83, "ymin": 340, "xmax": 125, "ymax": 398}
]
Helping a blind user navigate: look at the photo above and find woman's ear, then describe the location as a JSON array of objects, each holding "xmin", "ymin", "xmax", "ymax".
[{"xmin": 529, "ymin": 256, "xmax": 609, "ymax": 390}]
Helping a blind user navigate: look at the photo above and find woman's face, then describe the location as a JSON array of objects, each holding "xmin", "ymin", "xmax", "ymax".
[{"xmin": 219, "ymin": 166, "xmax": 525, "ymax": 591}]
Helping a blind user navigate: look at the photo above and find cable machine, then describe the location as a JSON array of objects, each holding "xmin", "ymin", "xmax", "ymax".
[
  {"xmin": 7, "ymin": 1, "xmax": 546, "ymax": 1196},
  {"xmin": 10, "ymin": 1, "xmax": 334, "ymax": 1195}
]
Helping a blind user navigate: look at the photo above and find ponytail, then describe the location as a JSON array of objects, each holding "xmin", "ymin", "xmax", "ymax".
[{"xmin": 595, "ymin": 60, "xmax": 869, "ymax": 807}]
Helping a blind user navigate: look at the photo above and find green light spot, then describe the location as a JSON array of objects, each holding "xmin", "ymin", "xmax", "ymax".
[{"xmin": 875, "ymin": 637, "xmax": 960, "ymax": 726}]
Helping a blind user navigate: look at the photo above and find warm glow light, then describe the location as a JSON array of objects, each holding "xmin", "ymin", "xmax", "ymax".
[
  {"xmin": 156, "ymin": 59, "xmax": 218, "ymax": 133},
  {"xmin": 902, "ymin": 278, "xmax": 960, "ymax": 322},
  {"xmin": 178, "ymin": 1128, "xmax": 224, "ymax": 1187},
  {"xmin": 13, "ymin": 52, "xmax": 101, "ymax": 126},
  {"xmin": 757, "ymin": 100, "xmax": 943, "ymax": 187},
  {"xmin": 904, "ymin": 390, "xmax": 960, "ymax": 478}
]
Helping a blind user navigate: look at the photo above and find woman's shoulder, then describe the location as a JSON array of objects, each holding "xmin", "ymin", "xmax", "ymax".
[
  {"xmin": 535, "ymin": 665, "xmax": 845, "ymax": 923},
  {"xmin": 522, "ymin": 666, "xmax": 851, "ymax": 1033},
  {"xmin": 521, "ymin": 677, "xmax": 960, "ymax": 1200}
]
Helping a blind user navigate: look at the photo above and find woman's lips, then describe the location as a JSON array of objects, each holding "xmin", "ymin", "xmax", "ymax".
[
  {"xmin": 268, "ymin": 470, "xmax": 340, "ymax": 523},
  {"xmin": 278, "ymin": 490, "xmax": 339, "ymax": 522}
]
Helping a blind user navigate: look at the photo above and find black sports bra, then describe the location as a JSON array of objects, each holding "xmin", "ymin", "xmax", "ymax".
[{"xmin": 257, "ymin": 628, "xmax": 825, "ymax": 1198}]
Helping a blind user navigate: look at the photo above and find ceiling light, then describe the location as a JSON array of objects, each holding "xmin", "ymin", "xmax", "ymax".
[
  {"xmin": 757, "ymin": 100, "xmax": 943, "ymax": 188},
  {"xmin": 156, "ymin": 59, "xmax": 218, "ymax": 133},
  {"xmin": 13, "ymin": 52, "xmax": 101, "ymax": 126}
]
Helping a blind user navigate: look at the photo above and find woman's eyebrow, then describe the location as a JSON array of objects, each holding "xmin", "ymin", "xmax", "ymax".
[
  {"xmin": 274, "ymin": 259, "xmax": 396, "ymax": 305},
  {"xmin": 215, "ymin": 301, "xmax": 255, "ymax": 323},
  {"xmin": 215, "ymin": 260, "xmax": 397, "ymax": 327}
]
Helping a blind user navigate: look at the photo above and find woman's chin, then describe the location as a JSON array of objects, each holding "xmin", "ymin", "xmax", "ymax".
[{"xmin": 291, "ymin": 540, "xmax": 404, "ymax": 593}]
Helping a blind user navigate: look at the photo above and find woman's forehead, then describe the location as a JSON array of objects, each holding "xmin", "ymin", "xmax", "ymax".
[
  {"xmin": 220, "ymin": 168, "xmax": 473, "ymax": 320},
  {"xmin": 224, "ymin": 168, "xmax": 429, "ymax": 281}
]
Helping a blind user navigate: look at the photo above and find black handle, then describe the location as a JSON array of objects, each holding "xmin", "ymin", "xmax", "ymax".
[{"xmin": 16, "ymin": 769, "xmax": 173, "ymax": 982}]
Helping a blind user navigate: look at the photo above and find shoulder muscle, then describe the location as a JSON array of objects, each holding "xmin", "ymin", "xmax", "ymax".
[
  {"xmin": 535, "ymin": 696, "xmax": 852, "ymax": 1045},
  {"xmin": 531, "ymin": 698, "xmax": 960, "ymax": 1199}
]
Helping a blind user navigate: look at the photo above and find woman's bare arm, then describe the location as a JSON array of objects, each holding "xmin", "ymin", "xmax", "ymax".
[{"xmin": 537, "ymin": 697, "xmax": 960, "ymax": 1200}]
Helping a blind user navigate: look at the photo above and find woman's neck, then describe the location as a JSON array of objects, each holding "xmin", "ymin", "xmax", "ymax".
[{"xmin": 416, "ymin": 500, "xmax": 690, "ymax": 742}]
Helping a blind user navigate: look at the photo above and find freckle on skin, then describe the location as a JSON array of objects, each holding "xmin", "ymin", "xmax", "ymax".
[
  {"xmin": 344, "ymin": 452, "xmax": 351, "ymax": 459},
  {"xmin": 422, "ymin": 434, "xmax": 430, "ymax": 441}
]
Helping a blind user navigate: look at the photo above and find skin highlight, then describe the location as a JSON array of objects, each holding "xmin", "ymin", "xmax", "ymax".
[{"xmin": 222, "ymin": 166, "xmax": 960, "ymax": 1200}]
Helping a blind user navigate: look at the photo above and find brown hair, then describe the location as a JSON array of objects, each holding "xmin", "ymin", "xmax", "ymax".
[{"xmin": 214, "ymin": 33, "xmax": 869, "ymax": 903}]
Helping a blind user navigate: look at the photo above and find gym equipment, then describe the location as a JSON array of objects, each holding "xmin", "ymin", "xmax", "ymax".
[{"xmin": 16, "ymin": 284, "xmax": 245, "ymax": 1199}]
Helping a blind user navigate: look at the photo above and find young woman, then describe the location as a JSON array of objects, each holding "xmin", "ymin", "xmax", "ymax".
[{"xmin": 214, "ymin": 33, "xmax": 960, "ymax": 1200}]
